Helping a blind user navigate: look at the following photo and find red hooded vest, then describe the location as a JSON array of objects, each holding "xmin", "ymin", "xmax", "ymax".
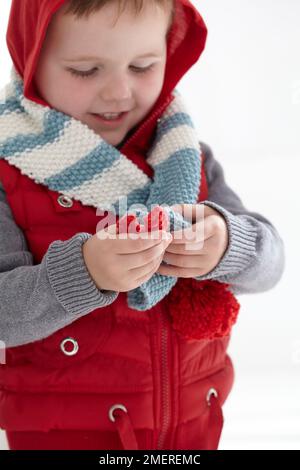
[{"xmin": 0, "ymin": 0, "xmax": 234, "ymax": 450}]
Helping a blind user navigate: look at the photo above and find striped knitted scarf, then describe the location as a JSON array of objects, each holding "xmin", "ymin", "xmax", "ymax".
[{"xmin": 0, "ymin": 66, "xmax": 239, "ymax": 340}]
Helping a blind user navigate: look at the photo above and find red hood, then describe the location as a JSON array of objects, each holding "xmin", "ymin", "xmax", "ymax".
[{"xmin": 6, "ymin": 0, "xmax": 207, "ymax": 153}]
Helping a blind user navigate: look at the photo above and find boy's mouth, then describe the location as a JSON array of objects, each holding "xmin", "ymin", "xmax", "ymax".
[{"xmin": 90, "ymin": 111, "xmax": 129, "ymax": 126}]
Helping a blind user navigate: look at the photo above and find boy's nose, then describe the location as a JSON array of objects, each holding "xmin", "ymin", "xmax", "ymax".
[{"xmin": 101, "ymin": 75, "xmax": 132, "ymax": 102}]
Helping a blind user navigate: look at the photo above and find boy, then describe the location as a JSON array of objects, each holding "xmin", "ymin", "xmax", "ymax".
[{"xmin": 0, "ymin": 0, "xmax": 284, "ymax": 450}]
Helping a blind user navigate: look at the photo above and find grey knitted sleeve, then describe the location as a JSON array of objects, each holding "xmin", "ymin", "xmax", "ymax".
[
  {"xmin": 194, "ymin": 142, "xmax": 285, "ymax": 295},
  {"xmin": 0, "ymin": 182, "xmax": 118, "ymax": 347},
  {"xmin": 0, "ymin": 142, "xmax": 286, "ymax": 347}
]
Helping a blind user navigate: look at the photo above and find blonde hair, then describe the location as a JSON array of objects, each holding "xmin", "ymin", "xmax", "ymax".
[{"xmin": 63, "ymin": 0, "xmax": 175, "ymax": 31}]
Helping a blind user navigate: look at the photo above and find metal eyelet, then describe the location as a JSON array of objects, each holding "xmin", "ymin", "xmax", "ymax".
[
  {"xmin": 60, "ymin": 337, "xmax": 79, "ymax": 356},
  {"xmin": 108, "ymin": 404, "xmax": 128, "ymax": 422},
  {"xmin": 57, "ymin": 194, "xmax": 73, "ymax": 208},
  {"xmin": 206, "ymin": 387, "xmax": 218, "ymax": 406}
]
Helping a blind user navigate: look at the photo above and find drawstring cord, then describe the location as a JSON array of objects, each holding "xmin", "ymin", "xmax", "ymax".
[
  {"xmin": 205, "ymin": 388, "xmax": 224, "ymax": 450},
  {"xmin": 108, "ymin": 387, "xmax": 223, "ymax": 451},
  {"xmin": 109, "ymin": 404, "xmax": 139, "ymax": 450}
]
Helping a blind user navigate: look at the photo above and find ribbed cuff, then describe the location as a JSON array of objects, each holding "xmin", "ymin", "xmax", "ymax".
[
  {"xmin": 46, "ymin": 232, "xmax": 118, "ymax": 316},
  {"xmin": 194, "ymin": 200, "xmax": 257, "ymax": 281}
]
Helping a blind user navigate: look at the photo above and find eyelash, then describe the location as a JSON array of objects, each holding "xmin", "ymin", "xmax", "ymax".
[{"xmin": 68, "ymin": 65, "xmax": 154, "ymax": 79}]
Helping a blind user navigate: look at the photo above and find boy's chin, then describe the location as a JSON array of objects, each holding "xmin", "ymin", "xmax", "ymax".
[
  {"xmin": 104, "ymin": 134, "xmax": 128, "ymax": 148},
  {"xmin": 115, "ymin": 131, "xmax": 134, "ymax": 149},
  {"xmin": 85, "ymin": 120, "xmax": 136, "ymax": 149}
]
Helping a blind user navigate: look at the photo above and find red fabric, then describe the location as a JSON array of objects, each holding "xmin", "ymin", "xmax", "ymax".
[
  {"xmin": 0, "ymin": 0, "xmax": 237, "ymax": 450},
  {"xmin": 6, "ymin": 429, "xmax": 143, "ymax": 450}
]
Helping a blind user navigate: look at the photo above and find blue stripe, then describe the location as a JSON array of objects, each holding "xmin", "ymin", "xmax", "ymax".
[
  {"xmin": 118, "ymin": 147, "xmax": 201, "ymax": 212},
  {"xmin": 0, "ymin": 96, "xmax": 23, "ymax": 116},
  {"xmin": 45, "ymin": 142, "xmax": 121, "ymax": 191},
  {"xmin": 155, "ymin": 112, "xmax": 195, "ymax": 143},
  {"xmin": 149, "ymin": 147, "xmax": 201, "ymax": 205},
  {"xmin": 0, "ymin": 78, "xmax": 24, "ymax": 116},
  {"xmin": 0, "ymin": 109, "xmax": 70, "ymax": 158},
  {"xmin": 14, "ymin": 79, "xmax": 24, "ymax": 101},
  {"xmin": 110, "ymin": 181, "xmax": 152, "ymax": 215}
]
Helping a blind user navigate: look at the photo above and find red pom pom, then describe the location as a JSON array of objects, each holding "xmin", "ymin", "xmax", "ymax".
[
  {"xmin": 116, "ymin": 206, "xmax": 169, "ymax": 234},
  {"xmin": 116, "ymin": 214, "xmax": 140, "ymax": 234},
  {"xmin": 143, "ymin": 205, "xmax": 169, "ymax": 232},
  {"xmin": 165, "ymin": 278, "xmax": 240, "ymax": 340}
]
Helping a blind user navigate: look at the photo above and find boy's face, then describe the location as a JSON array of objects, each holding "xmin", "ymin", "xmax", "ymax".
[{"xmin": 34, "ymin": 2, "xmax": 171, "ymax": 147}]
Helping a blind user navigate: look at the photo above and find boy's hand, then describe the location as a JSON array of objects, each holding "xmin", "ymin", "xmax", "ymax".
[
  {"xmin": 157, "ymin": 204, "xmax": 229, "ymax": 278},
  {"xmin": 82, "ymin": 222, "xmax": 172, "ymax": 293}
]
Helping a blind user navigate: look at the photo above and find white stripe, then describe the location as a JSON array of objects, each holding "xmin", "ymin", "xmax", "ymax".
[
  {"xmin": 6, "ymin": 118, "xmax": 101, "ymax": 179},
  {"xmin": 147, "ymin": 124, "xmax": 200, "ymax": 166},
  {"xmin": 69, "ymin": 156, "xmax": 150, "ymax": 207},
  {"xmin": 0, "ymin": 109, "xmax": 45, "ymax": 140}
]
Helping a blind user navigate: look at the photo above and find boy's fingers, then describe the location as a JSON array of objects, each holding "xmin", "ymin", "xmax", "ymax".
[
  {"xmin": 165, "ymin": 240, "xmax": 206, "ymax": 254},
  {"xmin": 127, "ymin": 237, "xmax": 172, "ymax": 269},
  {"xmin": 102, "ymin": 227, "xmax": 171, "ymax": 254},
  {"xmin": 118, "ymin": 232, "xmax": 164, "ymax": 253},
  {"xmin": 171, "ymin": 203, "xmax": 217, "ymax": 221},
  {"xmin": 170, "ymin": 219, "xmax": 214, "ymax": 244},
  {"xmin": 132, "ymin": 252, "xmax": 164, "ymax": 285}
]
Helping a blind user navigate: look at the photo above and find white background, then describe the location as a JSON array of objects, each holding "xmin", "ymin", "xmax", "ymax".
[{"xmin": 0, "ymin": 0, "xmax": 299, "ymax": 450}]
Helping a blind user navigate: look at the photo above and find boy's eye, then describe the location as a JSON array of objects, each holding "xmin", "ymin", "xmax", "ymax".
[
  {"xmin": 68, "ymin": 64, "xmax": 154, "ymax": 79},
  {"xmin": 69, "ymin": 68, "xmax": 98, "ymax": 79},
  {"xmin": 130, "ymin": 65, "xmax": 154, "ymax": 74}
]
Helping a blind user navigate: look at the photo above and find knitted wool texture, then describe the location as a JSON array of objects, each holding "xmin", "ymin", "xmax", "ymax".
[{"xmin": 0, "ymin": 66, "xmax": 240, "ymax": 339}]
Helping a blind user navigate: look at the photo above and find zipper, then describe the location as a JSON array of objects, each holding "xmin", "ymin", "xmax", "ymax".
[
  {"xmin": 156, "ymin": 307, "xmax": 172, "ymax": 450},
  {"xmin": 121, "ymin": 92, "xmax": 175, "ymax": 449},
  {"xmin": 154, "ymin": 317, "xmax": 228, "ymax": 450}
]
